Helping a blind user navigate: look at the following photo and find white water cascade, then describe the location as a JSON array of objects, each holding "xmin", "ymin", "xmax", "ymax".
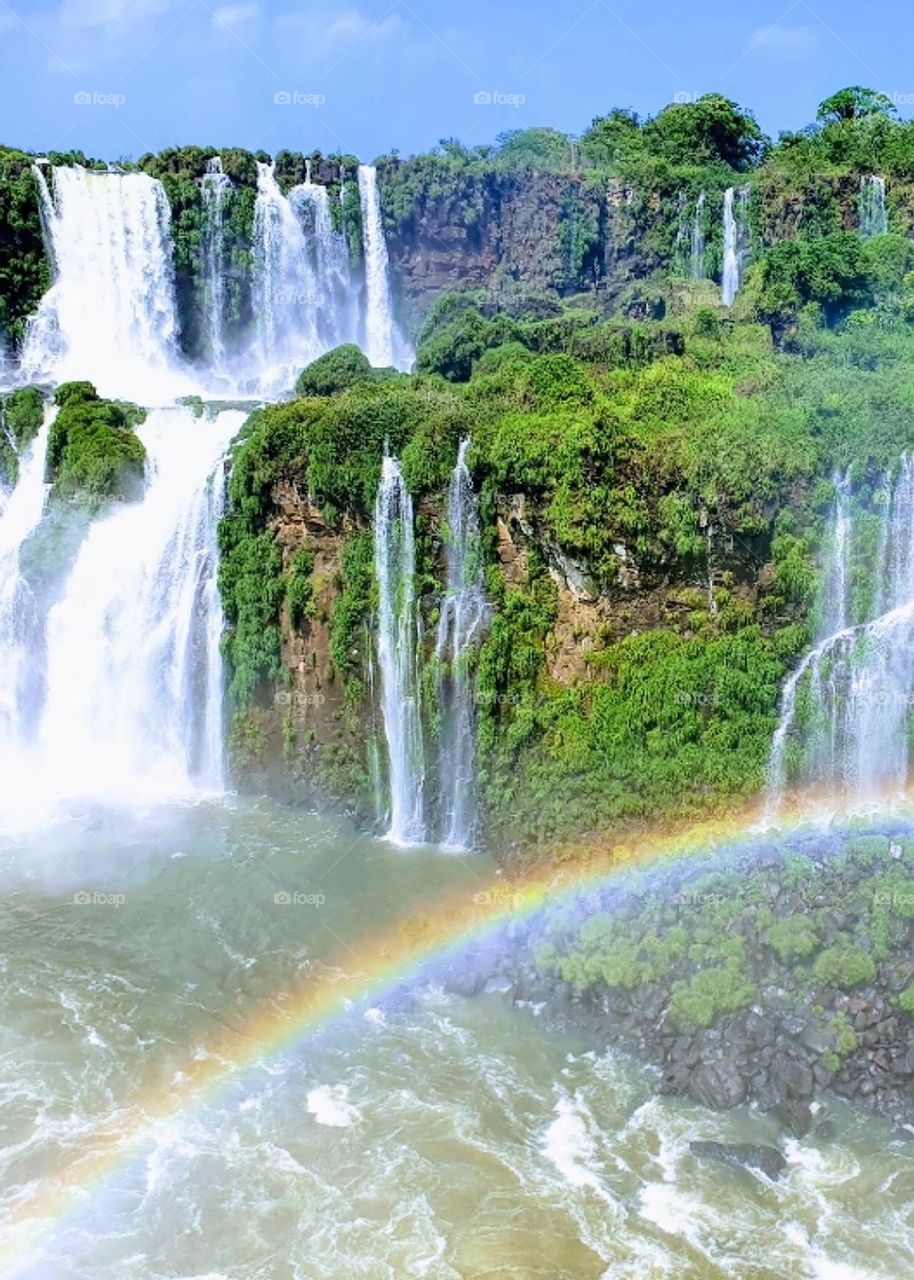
[
  {"xmin": 859, "ymin": 176, "xmax": 888, "ymax": 239},
  {"xmin": 288, "ymin": 180, "xmax": 358, "ymax": 352},
  {"xmin": 767, "ymin": 459, "xmax": 914, "ymax": 816},
  {"xmin": 374, "ymin": 454, "xmax": 425, "ymax": 845},
  {"xmin": 200, "ymin": 157, "xmax": 232, "ymax": 371},
  {"xmin": 33, "ymin": 406, "xmax": 245, "ymax": 809},
  {"xmin": 20, "ymin": 165, "xmax": 190, "ymax": 402},
  {"xmin": 0, "ymin": 407, "xmax": 52, "ymax": 750},
  {"xmin": 690, "ymin": 190, "xmax": 706, "ymax": 280},
  {"xmin": 251, "ymin": 161, "xmax": 322, "ymax": 395},
  {"xmin": 358, "ymin": 165, "xmax": 409, "ymax": 370},
  {"xmin": 435, "ymin": 440, "xmax": 488, "ymax": 849},
  {"xmin": 721, "ymin": 186, "xmax": 750, "ymax": 307}
]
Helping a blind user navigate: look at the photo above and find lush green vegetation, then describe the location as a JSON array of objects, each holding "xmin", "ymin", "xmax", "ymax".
[
  {"xmin": 46, "ymin": 382, "xmax": 146, "ymax": 504},
  {"xmin": 537, "ymin": 830, "xmax": 914, "ymax": 1031},
  {"xmin": 0, "ymin": 386, "xmax": 44, "ymax": 485},
  {"xmin": 218, "ymin": 269, "xmax": 914, "ymax": 846}
]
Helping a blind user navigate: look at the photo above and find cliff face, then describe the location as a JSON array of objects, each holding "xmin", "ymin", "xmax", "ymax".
[
  {"xmin": 240, "ymin": 467, "xmax": 789, "ymax": 850},
  {"xmin": 379, "ymin": 166, "xmax": 652, "ymax": 332}
]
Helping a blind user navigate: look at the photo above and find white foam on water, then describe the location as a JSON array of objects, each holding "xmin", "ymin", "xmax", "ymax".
[{"xmin": 306, "ymin": 1084, "xmax": 361, "ymax": 1128}]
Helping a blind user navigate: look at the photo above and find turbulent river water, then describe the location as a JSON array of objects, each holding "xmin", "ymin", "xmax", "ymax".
[{"xmin": 0, "ymin": 799, "xmax": 912, "ymax": 1280}]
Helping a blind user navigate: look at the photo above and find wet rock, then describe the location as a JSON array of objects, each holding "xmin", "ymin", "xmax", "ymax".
[
  {"xmin": 689, "ymin": 1140, "xmax": 787, "ymax": 1180},
  {"xmin": 774, "ymin": 1096, "xmax": 814, "ymax": 1137},
  {"xmin": 688, "ymin": 1060, "xmax": 747, "ymax": 1110}
]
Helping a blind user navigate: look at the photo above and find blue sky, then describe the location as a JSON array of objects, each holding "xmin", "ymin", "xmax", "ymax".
[{"xmin": 0, "ymin": 0, "xmax": 912, "ymax": 161}]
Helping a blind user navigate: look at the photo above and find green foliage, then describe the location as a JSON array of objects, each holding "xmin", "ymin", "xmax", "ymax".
[
  {"xmin": 0, "ymin": 147, "xmax": 48, "ymax": 344},
  {"xmin": 330, "ymin": 532, "xmax": 375, "ymax": 681},
  {"xmin": 0, "ymin": 387, "xmax": 44, "ymax": 485},
  {"xmin": 217, "ymin": 525, "xmax": 285, "ymax": 706},
  {"xmin": 668, "ymin": 963, "xmax": 756, "ymax": 1028},
  {"xmin": 296, "ymin": 344, "xmax": 391, "ymax": 397},
  {"xmin": 754, "ymin": 233, "xmax": 871, "ymax": 331},
  {"xmin": 46, "ymin": 382, "xmax": 146, "ymax": 504},
  {"xmin": 817, "ymin": 87, "xmax": 897, "ymax": 124},
  {"xmin": 285, "ymin": 546, "xmax": 314, "ymax": 630},
  {"xmin": 642, "ymin": 94, "xmax": 767, "ymax": 170},
  {"xmin": 813, "ymin": 945, "xmax": 877, "ymax": 989},
  {"xmin": 897, "ymin": 985, "xmax": 914, "ymax": 1016},
  {"xmin": 767, "ymin": 914, "xmax": 820, "ymax": 962}
]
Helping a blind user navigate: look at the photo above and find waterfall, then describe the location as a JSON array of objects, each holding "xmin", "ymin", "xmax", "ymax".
[
  {"xmin": 20, "ymin": 165, "xmax": 190, "ymax": 402},
  {"xmin": 374, "ymin": 454, "xmax": 425, "ymax": 845},
  {"xmin": 821, "ymin": 468, "xmax": 852, "ymax": 636},
  {"xmin": 0, "ymin": 405, "xmax": 52, "ymax": 750},
  {"xmin": 721, "ymin": 186, "xmax": 750, "ymax": 307},
  {"xmin": 766, "ymin": 459, "xmax": 914, "ymax": 816},
  {"xmin": 288, "ymin": 180, "xmax": 357, "ymax": 351},
  {"xmin": 250, "ymin": 164, "xmax": 365, "ymax": 393},
  {"xmin": 200, "ymin": 157, "xmax": 232, "ymax": 370},
  {"xmin": 859, "ymin": 176, "xmax": 888, "ymax": 239},
  {"xmin": 251, "ymin": 161, "xmax": 322, "ymax": 394},
  {"xmin": 435, "ymin": 440, "xmax": 487, "ymax": 849},
  {"xmin": 357, "ymin": 165, "xmax": 409, "ymax": 370},
  {"xmin": 35, "ymin": 406, "xmax": 245, "ymax": 807},
  {"xmin": 690, "ymin": 191, "xmax": 706, "ymax": 280}
]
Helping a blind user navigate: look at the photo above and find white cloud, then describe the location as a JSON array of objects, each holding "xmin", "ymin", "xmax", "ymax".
[
  {"xmin": 750, "ymin": 24, "xmax": 819, "ymax": 55},
  {"xmin": 211, "ymin": 3, "xmax": 260, "ymax": 28},
  {"xmin": 275, "ymin": 6, "xmax": 403, "ymax": 51},
  {"xmin": 56, "ymin": 0, "xmax": 173, "ymax": 29}
]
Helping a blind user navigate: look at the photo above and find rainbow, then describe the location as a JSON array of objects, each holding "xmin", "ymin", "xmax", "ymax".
[{"xmin": 0, "ymin": 790, "xmax": 907, "ymax": 1273}]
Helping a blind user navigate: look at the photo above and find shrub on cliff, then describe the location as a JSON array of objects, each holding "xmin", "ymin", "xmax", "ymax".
[
  {"xmin": 295, "ymin": 344, "xmax": 393, "ymax": 397},
  {"xmin": 813, "ymin": 945, "xmax": 876, "ymax": 990},
  {"xmin": 47, "ymin": 382, "xmax": 146, "ymax": 504},
  {"xmin": 0, "ymin": 387, "xmax": 44, "ymax": 485},
  {"xmin": 0, "ymin": 146, "xmax": 49, "ymax": 346}
]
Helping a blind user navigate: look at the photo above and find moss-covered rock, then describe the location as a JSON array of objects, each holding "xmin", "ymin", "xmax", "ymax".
[{"xmin": 47, "ymin": 382, "xmax": 146, "ymax": 505}]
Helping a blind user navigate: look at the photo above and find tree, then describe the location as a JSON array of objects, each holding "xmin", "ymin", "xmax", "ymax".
[
  {"xmin": 755, "ymin": 233, "xmax": 872, "ymax": 343},
  {"xmin": 816, "ymin": 87, "xmax": 897, "ymax": 123},
  {"xmin": 643, "ymin": 94, "xmax": 767, "ymax": 170},
  {"xmin": 493, "ymin": 128, "xmax": 572, "ymax": 172},
  {"xmin": 579, "ymin": 108, "xmax": 643, "ymax": 168}
]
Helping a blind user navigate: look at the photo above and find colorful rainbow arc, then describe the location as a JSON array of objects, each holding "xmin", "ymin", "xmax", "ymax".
[{"xmin": 0, "ymin": 788, "xmax": 907, "ymax": 1273}]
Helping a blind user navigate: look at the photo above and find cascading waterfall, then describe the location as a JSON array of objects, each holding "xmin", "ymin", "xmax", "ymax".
[
  {"xmin": 374, "ymin": 454, "xmax": 425, "ymax": 845},
  {"xmin": 288, "ymin": 180, "xmax": 357, "ymax": 350},
  {"xmin": 435, "ymin": 440, "xmax": 488, "ymax": 849},
  {"xmin": 859, "ymin": 176, "xmax": 888, "ymax": 239},
  {"xmin": 690, "ymin": 190, "xmax": 706, "ymax": 280},
  {"xmin": 358, "ymin": 165, "xmax": 409, "ymax": 370},
  {"xmin": 721, "ymin": 185, "xmax": 750, "ymax": 307},
  {"xmin": 20, "ymin": 165, "xmax": 189, "ymax": 401},
  {"xmin": 251, "ymin": 161, "xmax": 322, "ymax": 394},
  {"xmin": 767, "ymin": 459, "xmax": 914, "ymax": 815},
  {"xmin": 0, "ymin": 407, "xmax": 52, "ymax": 750},
  {"xmin": 35, "ymin": 406, "xmax": 245, "ymax": 807},
  {"xmin": 200, "ymin": 157, "xmax": 232, "ymax": 370}
]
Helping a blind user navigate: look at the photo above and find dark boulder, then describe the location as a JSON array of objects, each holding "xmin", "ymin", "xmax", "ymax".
[
  {"xmin": 688, "ymin": 1059, "xmax": 747, "ymax": 1110},
  {"xmin": 689, "ymin": 1140, "xmax": 787, "ymax": 1180}
]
